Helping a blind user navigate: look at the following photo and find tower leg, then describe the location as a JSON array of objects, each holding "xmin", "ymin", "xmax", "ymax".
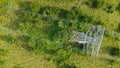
[
  {"xmin": 91, "ymin": 44, "xmax": 95, "ymax": 56},
  {"xmin": 83, "ymin": 43, "xmax": 86, "ymax": 53}
]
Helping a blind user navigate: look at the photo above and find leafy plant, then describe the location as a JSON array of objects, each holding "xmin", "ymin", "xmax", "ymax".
[
  {"xmin": 104, "ymin": 4, "xmax": 116, "ymax": 13},
  {"xmin": 110, "ymin": 46, "xmax": 120, "ymax": 57},
  {"xmin": 19, "ymin": 1, "xmax": 40, "ymax": 13},
  {"xmin": 104, "ymin": 30, "xmax": 111, "ymax": 37},
  {"xmin": 59, "ymin": 63, "xmax": 76, "ymax": 68},
  {"xmin": 52, "ymin": 48, "xmax": 73, "ymax": 68},
  {"xmin": 110, "ymin": 59, "xmax": 119, "ymax": 66},
  {"xmin": 0, "ymin": 49, "xmax": 7, "ymax": 57},
  {"xmin": 0, "ymin": 49, "xmax": 6, "ymax": 66},
  {"xmin": 117, "ymin": 23, "xmax": 120, "ymax": 32},
  {"xmin": 0, "ymin": 34, "xmax": 15, "ymax": 44},
  {"xmin": 14, "ymin": 65, "xmax": 22, "ymax": 68},
  {"xmin": 0, "ymin": 60, "xmax": 4, "ymax": 65},
  {"xmin": 116, "ymin": 3, "xmax": 120, "ymax": 12},
  {"xmin": 87, "ymin": 0, "xmax": 105, "ymax": 8}
]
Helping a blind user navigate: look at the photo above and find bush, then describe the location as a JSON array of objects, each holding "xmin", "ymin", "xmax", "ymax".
[
  {"xmin": 0, "ymin": 49, "xmax": 7, "ymax": 57},
  {"xmin": 117, "ymin": 23, "xmax": 120, "ymax": 32},
  {"xmin": 39, "ymin": 6, "xmax": 70, "ymax": 19},
  {"xmin": 0, "ymin": 34, "xmax": 16, "ymax": 44},
  {"xmin": 0, "ymin": 60, "xmax": 4, "ymax": 65},
  {"xmin": 52, "ymin": 48, "xmax": 75, "ymax": 68},
  {"xmin": 110, "ymin": 46, "xmax": 120, "ymax": 57},
  {"xmin": 59, "ymin": 63, "xmax": 76, "ymax": 68},
  {"xmin": 0, "ymin": 49, "xmax": 6, "ymax": 66},
  {"xmin": 0, "ymin": 0, "xmax": 8, "ymax": 6},
  {"xmin": 15, "ymin": 1, "xmax": 41, "ymax": 26},
  {"xmin": 19, "ymin": 1, "xmax": 40, "ymax": 13},
  {"xmin": 94, "ymin": 20, "xmax": 103, "ymax": 25},
  {"xmin": 87, "ymin": 0, "xmax": 105, "ymax": 8},
  {"xmin": 110, "ymin": 58, "xmax": 119, "ymax": 66},
  {"xmin": 104, "ymin": 4, "xmax": 116, "ymax": 13},
  {"xmin": 77, "ymin": 14, "xmax": 93, "ymax": 23},
  {"xmin": 116, "ymin": 4, "xmax": 120, "ymax": 12},
  {"xmin": 28, "ymin": 36, "xmax": 45, "ymax": 49},
  {"xmin": 104, "ymin": 30, "xmax": 111, "ymax": 37}
]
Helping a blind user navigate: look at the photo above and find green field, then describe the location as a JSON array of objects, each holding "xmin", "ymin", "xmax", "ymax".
[{"xmin": 0, "ymin": 0, "xmax": 120, "ymax": 68}]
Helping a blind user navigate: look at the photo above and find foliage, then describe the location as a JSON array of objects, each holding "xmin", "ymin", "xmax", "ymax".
[
  {"xmin": 104, "ymin": 4, "xmax": 116, "ymax": 13},
  {"xmin": 0, "ymin": 34, "xmax": 16, "ymax": 44},
  {"xmin": 0, "ymin": 49, "xmax": 7, "ymax": 57},
  {"xmin": 50, "ymin": 46, "xmax": 76, "ymax": 68},
  {"xmin": 116, "ymin": 3, "xmax": 120, "ymax": 12},
  {"xmin": 0, "ymin": 49, "xmax": 7, "ymax": 66},
  {"xmin": 86, "ymin": 0, "xmax": 105, "ymax": 8},
  {"xmin": 110, "ymin": 58, "xmax": 119, "ymax": 66},
  {"xmin": 0, "ymin": 0, "xmax": 8, "ymax": 6},
  {"xmin": 117, "ymin": 23, "xmax": 120, "ymax": 32},
  {"xmin": 104, "ymin": 30, "xmax": 111, "ymax": 37},
  {"xmin": 110, "ymin": 46, "xmax": 120, "ymax": 57},
  {"xmin": 13, "ymin": 65, "xmax": 22, "ymax": 68},
  {"xmin": 58, "ymin": 63, "xmax": 76, "ymax": 68},
  {"xmin": 19, "ymin": 1, "xmax": 40, "ymax": 13},
  {"xmin": 0, "ymin": 60, "xmax": 4, "ymax": 65}
]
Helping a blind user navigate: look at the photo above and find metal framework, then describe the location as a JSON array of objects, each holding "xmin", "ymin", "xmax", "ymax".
[{"xmin": 69, "ymin": 25, "xmax": 105, "ymax": 56}]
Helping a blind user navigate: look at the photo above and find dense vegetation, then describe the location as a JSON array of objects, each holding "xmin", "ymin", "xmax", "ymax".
[{"xmin": 0, "ymin": 0, "xmax": 120, "ymax": 68}]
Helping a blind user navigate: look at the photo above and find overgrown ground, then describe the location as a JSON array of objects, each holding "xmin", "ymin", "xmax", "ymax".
[{"xmin": 0, "ymin": 0, "xmax": 120, "ymax": 68}]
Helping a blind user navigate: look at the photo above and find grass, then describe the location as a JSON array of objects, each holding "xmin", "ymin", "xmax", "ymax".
[{"xmin": 0, "ymin": 0, "xmax": 120, "ymax": 68}]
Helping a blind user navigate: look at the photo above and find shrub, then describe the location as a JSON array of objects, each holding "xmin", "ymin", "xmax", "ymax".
[
  {"xmin": 0, "ymin": 60, "xmax": 4, "ymax": 65},
  {"xmin": 117, "ymin": 23, "xmax": 120, "ymax": 32},
  {"xmin": 15, "ymin": 1, "xmax": 41, "ymax": 25},
  {"xmin": 104, "ymin": 4, "xmax": 116, "ymax": 13},
  {"xmin": 0, "ymin": 35, "xmax": 15, "ymax": 44},
  {"xmin": 94, "ymin": 20, "xmax": 103, "ymax": 25},
  {"xmin": 52, "ymin": 48, "xmax": 74, "ymax": 68},
  {"xmin": 0, "ymin": 49, "xmax": 7, "ymax": 57},
  {"xmin": 116, "ymin": 4, "xmax": 120, "ymax": 12},
  {"xmin": 39, "ymin": 6, "xmax": 70, "ymax": 19},
  {"xmin": 39, "ymin": 6, "xmax": 60, "ymax": 19},
  {"xmin": 104, "ymin": 30, "xmax": 111, "ymax": 37},
  {"xmin": 28, "ymin": 36, "xmax": 45, "ymax": 49},
  {"xmin": 110, "ymin": 58, "xmax": 119, "ymax": 66},
  {"xmin": 14, "ymin": 65, "xmax": 22, "ymax": 68},
  {"xmin": 0, "ymin": 0, "xmax": 8, "ymax": 6},
  {"xmin": 18, "ymin": 35, "xmax": 30, "ymax": 42},
  {"xmin": 110, "ymin": 46, "xmax": 120, "ymax": 57},
  {"xmin": 59, "ymin": 63, "xmax": 76, "ymax": 68},
  {"xmin": 46, "ymin": 22, "xmax": 62, "ymax": 40},
  {"xmin": 45, "ymin": 42, "xmax": 63, "ymax": 55},
  {"xmin": 0, "ymin": 49, "xmax": 7, "ymax": 66},
  {"xmin": 87, "ymin": 0, "xmax": 105, "ymax": 8},
  {"xmin": 77, "ymin": 14, "xmax": 92, "ymax": 23},
  {"xmin": 19, "ymin": 1, "xmax": 40, "ymax": 13}
]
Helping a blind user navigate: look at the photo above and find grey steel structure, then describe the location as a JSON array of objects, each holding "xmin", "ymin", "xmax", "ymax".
[{"xmin": 69, "ymin": 25, "xmax": 105, "ymax": 56}]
